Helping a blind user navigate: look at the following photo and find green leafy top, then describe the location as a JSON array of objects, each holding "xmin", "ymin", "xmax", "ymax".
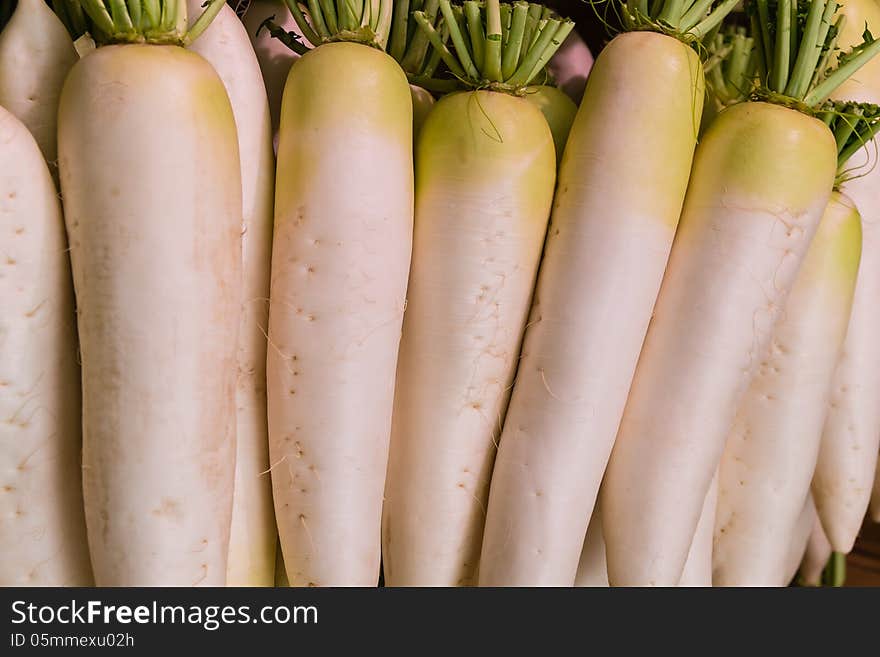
[
  {"xmin": 704, "ymin": 25, "xmax": 758, "ymax": 107},
  {"xmin": 410, "ymin": 0, "xmax": 574, "ymax": 94},
  {"xmin": 821, "ymin": 100, "xmax": 880, "ymax": 184},
  {"xmin": 58, "ymin": 0, "xmax": 226, "ymax": 45},
  {"xmin": 260, "ymin": 0, "xmax": 449, "ymax": 80},
  {"xmin": 746, "ymin": 0, "xmax": 880, "ymax": 110},
  {"xmin": 605, "ymin": 0, "xmax": 741, "ymax": 42}
]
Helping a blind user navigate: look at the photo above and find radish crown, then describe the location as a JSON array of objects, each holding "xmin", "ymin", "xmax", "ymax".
[
  {"xmin": 612, "ymin": 0, "xmax": 741, "ymax": 41},
  {"xmin": 265, "ymin": 0, "xmax": 397, "ymax": 51},
  {"xmin": 261, "ymin": 0, "xmax": 449, "ymax": 80},
  {"xmin": 411, "ymin": 1, "xmax": 574, "ymax": 93},
  {"xmin": 747, "ymin": 0, "xmax": 880, "ymax": 109},
  {"xmin": 71, "ymin": 0, "xmax": 226, "ymax": 45}
]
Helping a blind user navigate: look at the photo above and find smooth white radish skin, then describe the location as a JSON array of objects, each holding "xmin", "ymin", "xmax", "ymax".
[
  {"xmin": 576, "ymin": 478, "xmax": 719, "ymax": 588},
  {"xmin": 59, "ymin": 45, "xmax": 243, "ymax": 586},
  {"xmin": 479, "ymin": 32, "xmax": 703, "ymax": 587},
  {"xmin": 679, "ymin": 472, "xmax": 718, "ymax": 587},
  {"xmin": 188, "ymin": 1, "xmax": 277, "ymax": 587},
  {"xmin": 268, "ymin": 42, "xmax": 412, "ymax": 587},
  {"xmin": 812, "ymin": 1, "xmax": 880, "ymax": 552},
  {"xmin": 784, "ymin": 494, "xmax": 819, "ymax": 585},
  {"xmin": 714, "ymin": 193, "xmax": 860, "ymax": 586},
  {"xmin": 602, "ymin": 101, "xmax": 836, "ymax": 586},
  {"xmin": 0, "ymin": 0, "xmax": 76, "ymax": 166},
  {"xmin": 0, "ymin": 107, "xmax": 92, "ymax": 586},
  {"xmin": 799, "ymin": 513, "xmax": 833, "ymax": 585},
  {"xmin": 574, "ymin": 502, "xmax": 608, "ymax": 587},
  {"xmin": 382, "ymin": 91, "xmax": 555, "ymax": 586},
  {"xmin": 242, "ymin": 0, "xmax": 299, "ymax": 138},
  {"xmin": 546, "ymin": 29, "xmax": 593, "ymax": 104}
]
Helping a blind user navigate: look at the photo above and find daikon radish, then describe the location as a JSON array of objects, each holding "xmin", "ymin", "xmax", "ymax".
[
  {"xmin": 0, "ymin": 0, "xmax": 77, "ymax": 167},
  {"xmin": 714, "ymin": 174, "xmax": 862, "ymax": 586},
  {"xmin": 784, "ymin": 494, "xmax": 819, "ymax": 584},
  {"xmin": 60, "ymin": 1, "xmax": 242, "ymax": 586},
  {"xmin": 260, "ymin": 0, "xmax": 438, "ymax": 141},
  {"xmin": 382, "ymin": 1, "xmax": 564, "ymax": 586},
  {"xmin": 480, "ymin": 0, "xmax": 731, "ymax": 587},
  {"xmin": 871, "ymin": 456, "xmax": 880, "ymax": 522},
  {"xmin": 187, "ymin": 0, "xmax": 277, "ymax": 587},
  {"xmin": 574, "ymin": 502, "xmax": 609, "ymax": 587},
  {"xmin": 679, "ymin": 472, "xmax": 718, "ymax": 587},
  {"xmin": 0, "ymin": 105, "xmax": 91, "ymax": 586},
  {"xmin": 267, "ymin": 1, "xmax": 413, "ymax": 586},
  {"xmin": 602, "ymin": 0, "xmax": 880, "ymax": 586},
  {"xmin": 813, "ymin": 0, "xmax": 880, "ymax": 553}
]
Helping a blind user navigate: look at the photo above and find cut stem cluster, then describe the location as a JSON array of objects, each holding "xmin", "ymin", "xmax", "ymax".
[
  {"xmin": 620, "ymin": 0, "xmax": 740, "ymax": 41},
  {"xmin": 413, "ymin": 1, "xmax": 573, "ymax": 92},
  {"xmin": 748, "ymin": 0, "xmax": 880, "ymax": 108},
  {"xmin": 705, "ymin": 26, "xmax": 758, "ymax": 105},
  {"xmin": 75, "ymin": 0, "xmax": 225, "ymax": 44},
  {"xmin": 821, "ymin": 100, "xmax": 880, "ymax": 181},
  {"xmin": 278, "ymin": 0, "xmax": 396, "ymax": 51}
]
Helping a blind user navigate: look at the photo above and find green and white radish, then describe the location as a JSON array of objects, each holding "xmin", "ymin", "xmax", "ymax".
[
  {"xmin": 479, "ymin": 0, "xmax": 732, "ymax": 587},
  {"xmin": 0, "ymin": 0, "xmax": 77, "ymax": 167},
  {"xmin": 261, "ymin": 0, "xmax": 441, "ymax": 140},
  {"xmin": 267, "ymin": 0, "xmax": 412, "ymax": 587},
  {"xmin": 0, "ymin": 106, "xmax": 92, "ymax": 586},
  {"xmin": 713, "ymin": 149, "xmax": 865, "ymax": 585},
  {"xmin": 241, "ymin": 0, "xmax": 300, "ymax": 137},
  {"xmin": 187, "ymin": 0, "xmax": 277, "ymax": 587},
  {"xmin": 602, "ymin": 0, "xmax": 880, "ymax": 586},
  {"xmin": 382, "ymin": 1, "xmax": 565, "ymax": 586},
  {"xmin": 813, "ymin": 0, "xmax": 880, "ymax": 553},
  {"xmin": 59, "ymin": 0, "xmax": 242, "ymax": 586}
]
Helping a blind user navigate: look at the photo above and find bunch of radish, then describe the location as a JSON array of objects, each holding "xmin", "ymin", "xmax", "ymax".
[{"xmin": 4, "ymin": 0, "xmax": 880, "ymax": 589}]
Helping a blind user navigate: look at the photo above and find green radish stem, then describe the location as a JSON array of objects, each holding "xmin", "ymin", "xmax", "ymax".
[
  {"xmin": 744, "ymin": 0, "xmax": 880, "ymax": 108},
  {"xmin": 75, "ymin": 0, "xmax": 225, "ymax": 44},
  {"xmin": 821, "ymin": 101, "xmax": 880, "ymax": 182},
  {"xmin": 262, "ymin": 0, "xmax": 447, "ymax": 84},
  {"xmin": 413, "ymin": 0, "xmax": 573, "ymax": 92},
  {"xmin": 616, "ymin": 0, "xmax": 741, "ymax": 40}
]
